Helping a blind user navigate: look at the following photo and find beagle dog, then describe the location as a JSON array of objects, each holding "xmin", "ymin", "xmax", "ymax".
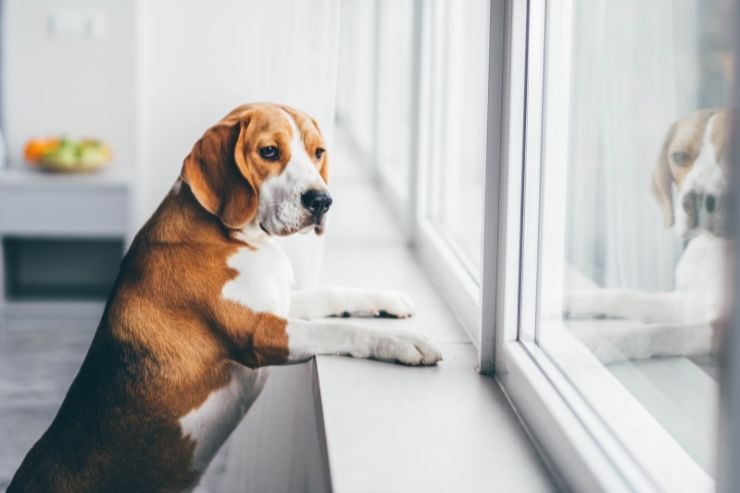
[
  {"xmin": 566, "ymin": 108, "xmax": 733, "ymax": 362},
  {"xmin": 8, "ymin": 103, "xmax": 442, "ymax": 493}
]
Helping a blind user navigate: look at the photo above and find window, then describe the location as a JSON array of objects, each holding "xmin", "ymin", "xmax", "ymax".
[
  {"xmin": 340, "ymin": 1, "xmax": 738, "ymax": 487},
  {"xmin": 421, "ymin": 0, "xmax": 490, "ymax": 276},
  {"xmin": 336, "ymin": 1, "xmax": 378, "ymax": 157},
  {"xmin": 490, "ymin": 0, "xmax": 736, "ymax": 491},
  {"xmin": 336, "ymin": 0, "xmax": 491, "ymax": 340},
  {"xmin": 375, "ymin": 0, "xmax": 414, "ymax": 199},
  {"xmin": 413, "ymin": 0, "xmax": 491, "ymax": 339}
]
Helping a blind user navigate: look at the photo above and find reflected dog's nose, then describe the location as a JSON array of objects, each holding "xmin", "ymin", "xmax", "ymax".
[
  {"xmin": 301, "ymin": 189, "xmax": 333, "ymax": 218},
  {"xmin": 705, "ymin": 194, "xmax": 716, "ymax": 213},
  {"xmin": 684, "ymin": 191, "xmax": 722, "ymax": 215}
]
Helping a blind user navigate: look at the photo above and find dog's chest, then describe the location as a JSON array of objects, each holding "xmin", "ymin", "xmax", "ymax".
[
  {"xmin": 177, "ymin": 241, "xmax": 290, "ymax": 480},
  {"xmin": 221, "ymin": 240, "xmax": 294, "ymax": 316},
  {"xmin": 676, "ymin": 233, "xmax": 727, "ymax": 319},
  {"xmin": 179, "ymin": 364, "xmax": 270, "ymax": 473}
]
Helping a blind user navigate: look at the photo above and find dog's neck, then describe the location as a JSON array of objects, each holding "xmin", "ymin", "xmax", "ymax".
[
  {"xmin": 132, "ymin": 179, "xmax": 275, "ymax": 254},
  {"xmin": 136, "ymin": 180, "xmax": 233, "ymax": 247},
  {"xmin": 232, "ymin": 221, "xmax": 272, "ymax": 249}
]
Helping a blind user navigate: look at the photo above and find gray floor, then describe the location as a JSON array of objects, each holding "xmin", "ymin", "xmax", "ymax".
[{"xmin": 0, "ymin": 315, "xmax": 94, "ymax": 490}]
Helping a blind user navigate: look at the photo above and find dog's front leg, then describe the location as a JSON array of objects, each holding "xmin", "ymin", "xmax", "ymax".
[
  {"xmin": 209, "ymin": 302, "xmax": 441, "ymax": 367},
  {"xmin": 569, "ymin": 320, "xmax": 718, "ymax": 364},
  {"xmin": 290, "ymin": 287, "xmax": 414, "ymax": 320},
  {"xmin": 284, "ymin": 318, "xmax": 442, "ymax": 365},
  {"xmin": 565, "ymin": 288, "xmax": 687, "ymax": 324}
]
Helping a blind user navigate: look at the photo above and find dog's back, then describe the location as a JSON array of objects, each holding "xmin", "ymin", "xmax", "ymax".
[{"xmin": 7, "ymin": 192, "xmax": 235, "ymax": 493}]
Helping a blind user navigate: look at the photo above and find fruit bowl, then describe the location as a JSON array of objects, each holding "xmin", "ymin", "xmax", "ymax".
[{"xmin": 24, "ymin": 137, "xmax": 112, "ymax": 173}]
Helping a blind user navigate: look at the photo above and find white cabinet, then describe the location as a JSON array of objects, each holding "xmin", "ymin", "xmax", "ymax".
[{"xmin": 0, "ymin": 167, "xmax": 130, "ymax": 319}]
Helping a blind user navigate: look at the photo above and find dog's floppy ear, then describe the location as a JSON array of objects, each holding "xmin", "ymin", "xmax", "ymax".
[
  {"xmin": 651, "ymin": 123, "xmax": 677, "ymax": 228},
  {"xmin": 181, "ymin": 117, "xmax": 258, "ymax": 229},
  {"xmin": 307, "ymin": 115, "xmax": 329, "ymax": 184},
  {"xmin": 319, "ymin": 153, "xmax": 329, "ymax": 184}
]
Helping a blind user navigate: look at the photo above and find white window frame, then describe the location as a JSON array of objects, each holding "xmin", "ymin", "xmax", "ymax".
[
  {"xmin": 411, "ymin": 0, "xmax": 490, "ymax": 342},
  {"xmin": 480, "ymin": 1, "xmax": 726, "ymax": 492},
  {"xmin": 338, "ymin": 0, "xmax": 493, "ymax": 343}
]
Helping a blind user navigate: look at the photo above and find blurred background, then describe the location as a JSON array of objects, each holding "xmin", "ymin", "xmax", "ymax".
[{"xmin": 0, "ymin": 0, "xmax": 736, "ymax": 491}]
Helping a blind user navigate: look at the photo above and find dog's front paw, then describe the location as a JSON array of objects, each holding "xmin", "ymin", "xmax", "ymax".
[
  {"xmin": 373, "ymin": 332, "xmax": 442, "ymax": 366},
  {"xmin": 363, "ymin": 290, "xmax": 415, "ymax": 319}
]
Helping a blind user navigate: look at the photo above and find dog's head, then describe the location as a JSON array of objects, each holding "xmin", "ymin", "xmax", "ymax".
[
  {"xmin": 652, "ymin": 108, "xmax": 732, "ymax": 239},
  {"xmin": 181, "ymin": 103, "xmax": 331, "ymax": 236}
]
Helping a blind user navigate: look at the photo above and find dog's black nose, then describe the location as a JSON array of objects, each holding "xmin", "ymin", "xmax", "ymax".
[{"xmin": 301, "ymin": 189, "xmax": 333, "ymax": 217}]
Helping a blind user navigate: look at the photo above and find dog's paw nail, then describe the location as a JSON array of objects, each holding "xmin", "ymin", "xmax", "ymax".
[{"xmin": 379, "ymin": 291, "xmax": 415, "ymax": 318}]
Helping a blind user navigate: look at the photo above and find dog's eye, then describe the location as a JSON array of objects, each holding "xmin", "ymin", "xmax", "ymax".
[
  {"xmin": 671, "ymin": 151, "xmax": 690, "ymax": 166},
  {"xmin": 259, "ymin": 146, "xmax": 279, "ymax": 161},
  {"xmin": 315, "ymin": 148, "xmax": 325, "ymax": 160}
]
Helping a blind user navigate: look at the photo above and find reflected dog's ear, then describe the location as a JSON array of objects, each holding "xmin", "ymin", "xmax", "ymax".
[
  {"xmin": 181, "ymin": 117, "xmax": 258, "ymax": 229},
  {"xmin": 651, "ymin": 123, "xmax": 677, "ymax": 228}
]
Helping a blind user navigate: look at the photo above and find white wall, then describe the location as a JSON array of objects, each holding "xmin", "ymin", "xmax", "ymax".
[
  {"xmin": 136, "ymin": 0, "xmax": 340, "ymax": 220},
  {"xmin": 2, "ymin": 0, "xmax": 137, "ymax": 172}
]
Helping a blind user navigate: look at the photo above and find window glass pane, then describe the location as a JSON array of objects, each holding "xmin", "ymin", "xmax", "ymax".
[
  {"xmin": 336, "ymin": 1, "xmax": 377, "ymax": 155},
  {"xmin": 376, "ymin": 0, "xmax": 414, "ymax": 198},
  {"xmin": 534, "ymin": 0, "xmax": 733, "ymax": 477},
  {"xmin": 425, "ymin": 0, "xmax": 489, "ymax": 275}
]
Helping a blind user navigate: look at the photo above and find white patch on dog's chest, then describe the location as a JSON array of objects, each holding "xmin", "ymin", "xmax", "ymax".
[
  {"xmin": 676, "ymin": 233, "xmax": 727, "ymax": 321},
  {"xmin": 221, "ymin": 239, "xmax": 294, "ymax": 316},
  {"xmin": 179, "ymin": 364, "xmax": 270, "ymax": 473}
]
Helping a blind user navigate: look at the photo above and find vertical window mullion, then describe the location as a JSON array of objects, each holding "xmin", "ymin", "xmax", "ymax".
[
  {"xmin": 407, "ymin": 0, "xmax": 425, "ymax": 238},
  {"xmin": 518, "ymin": 0, "xmax": 546, "ymax": 344}
]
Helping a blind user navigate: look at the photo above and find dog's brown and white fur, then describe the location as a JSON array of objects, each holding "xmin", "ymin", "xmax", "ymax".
[
  {"xmin": 566, "ymin": 108, "xmax": 733, "ymax": 362},
  {"xmin": 8, "ymin": 103, "xmax": 442, "ymax": 493}
]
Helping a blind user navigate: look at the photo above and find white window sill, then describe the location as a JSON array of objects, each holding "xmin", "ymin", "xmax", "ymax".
[
  {"xmin": 309, "ymin": 134, "xmax": 554, "ymax": 492},
  {"xmin": 315, "ymin": 342, "xmax": 553, "ymax": 493}
]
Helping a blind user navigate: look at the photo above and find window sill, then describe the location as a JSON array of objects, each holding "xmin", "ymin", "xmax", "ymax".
[
  {"xmin": 308, "ymin": 131, "xmax": 553, "ymax": 492},
  {"xmin": 315, "ymin": 342, "xmax": 553, "ymax": 493},
  {"xmin": 312, "ymin": 243, "xmax": 552, "ymax": 491}
]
